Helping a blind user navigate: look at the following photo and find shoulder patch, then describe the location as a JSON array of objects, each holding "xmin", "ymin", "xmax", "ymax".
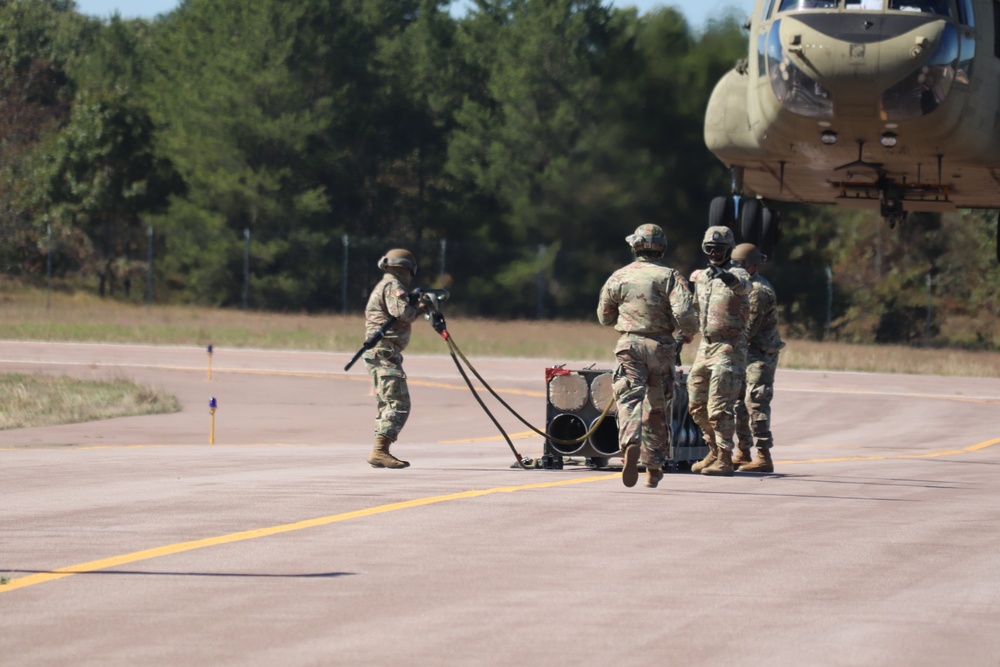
[{"xmin": 393, "ymin": 289, "xmax": 407, "ymax": 298}]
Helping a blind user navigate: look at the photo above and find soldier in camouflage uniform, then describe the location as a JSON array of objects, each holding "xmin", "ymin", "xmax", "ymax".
[
  {"xmin": 731, "ymin": 243, "xmax": 784, "ymax": 474},
  {"xmin": 687, "ymin": 226, "xmax": 751, "ymax": 477},
  {"xmin": 362, "ymin": 249, "xmax": 426, "ymax": 469},
  {"xmin": 597, "ymin": 224, "xmax": 698, "ymax": 489}
]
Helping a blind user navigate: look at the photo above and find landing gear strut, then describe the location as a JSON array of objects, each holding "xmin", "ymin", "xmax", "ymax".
[
  {"xmin": 708, "ymin": 194, "xmax": 781, "ymax": 259},
  {"xmin": 995, "ymin": 210, "xmax": 999, "ymax": 263}
]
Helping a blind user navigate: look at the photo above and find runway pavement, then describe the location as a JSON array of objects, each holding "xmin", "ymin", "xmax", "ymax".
[{"xmin": 1, "ymin": 340, "xmax": 999, "ymax": 666}]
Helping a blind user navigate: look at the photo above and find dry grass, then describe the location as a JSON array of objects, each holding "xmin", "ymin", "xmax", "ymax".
[
  {"xmin": 778, "ymin": 339, "xmax": 1000, "ymax": 377},
  {"xmin": 2, "ymin": 282, "xmax": 999, "ymax": 377},
  {"xmin": 0, "ymin": 373, "xmax": 180, "ymax": 430}
]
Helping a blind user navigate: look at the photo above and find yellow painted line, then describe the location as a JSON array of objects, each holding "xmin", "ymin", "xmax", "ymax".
[
  {"xmin": 441, "ymin": 430, "xmax": 539, "ymax": 444},
  {"xmin": 73, "ymin": 443, "xmax": 327, "ymax": 451},
  {"xmin": 779, "ymin": 436, "xmax": 1000, "ymax": 465},
  {"xmin": 215, "ymin": 369, "xmax": 546, "ymax": 397},
  {"xmin": 1, "ymin": 440, "xmax": 538, "ymax": 451},
  {"xmin": 403, "ymin": 378, "xmax": 542, "ymax": 397},
  {"xmin": 0, "ymin": 359, "xmax": 545, "ymax": 398},
  {"xmin": 2, "ymin": 438, "xmax": 996, "ymax": 592},
  {"xmin": 782, "ymin": 385, "xmax": 1000, "ymax": 406},
  {"xmin": 0, "ymin": 443, "xmax": 309, "ymax": 452},
  {"xmin": 0, "ymin": 474, "xmax": 616, "ymax": 594}
]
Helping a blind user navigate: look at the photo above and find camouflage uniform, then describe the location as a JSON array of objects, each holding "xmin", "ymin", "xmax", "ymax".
[
  {"xmin": 687, "ymin": 262, "xmax": 751, "ymax": 454},
  {"xmin": 736, "ymin": 272, "xmax": 784, "ymax": 450},
  {"xmin": 597, "ymin": 258, "xmax": 698, "ymax": 472},
  {"xmin": 362, "ymin": 272, "xmax": 422, "ymax": 442}
]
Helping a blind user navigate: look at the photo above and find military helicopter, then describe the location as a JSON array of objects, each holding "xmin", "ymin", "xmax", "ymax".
[{"xmin": 704, "ymin": 0, "xmax": 1000, "ymax": 260}]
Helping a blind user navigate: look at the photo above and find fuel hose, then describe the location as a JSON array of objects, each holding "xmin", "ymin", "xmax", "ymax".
[{"xmin": 431, "ymin": 320, "xmax": 615, "ymax": 469}]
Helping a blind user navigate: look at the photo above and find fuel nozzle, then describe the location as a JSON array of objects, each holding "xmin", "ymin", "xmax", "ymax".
[
  {"xmin": 419, "ymin": 288, "xmax": 449, "ymax": 308},
  {"xmin": 408, "ymin": 288, "xmax": 449, "ymax": 307},
  {"xmin": 429, "ymin": 311, "xmax": 447, "ymax": 335},
  {"xmin": 414, "ymin": 288, "xmax": 449, "ymax": 335}
]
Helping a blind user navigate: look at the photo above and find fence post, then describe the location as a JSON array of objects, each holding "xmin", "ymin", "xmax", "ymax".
[
  {"xmin": 439, "ymin": 238, "xmax": 447, "ymax": 279},
  {"xmin": 46, "ymin": 224, "xmax": 52, "ymax": 311},
  {"xmin": 824, "ymin": 265, "xmax": 833, "ymax": 340},
  {"xmin": 536, "ymin": 243, "xmax": 546, "ymax": 320},
  {"xmin": 924, "ymin": 272, "xmax": 933, "ymax": 346},
  {"xmin": 342, "ymin": 234, "xmax": 350, "ymax": 314},
  {"xmin": 242, "ymin": 228, "xmax": 250, "ymax": 310},
  {"xmin": 146, "ymin": 225, "xmax": 154, "ymax": 306}
]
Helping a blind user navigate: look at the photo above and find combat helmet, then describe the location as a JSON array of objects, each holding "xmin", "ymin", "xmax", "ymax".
[
  {"xmin": 731, "ymin": 243, "xmax": 764, "ymax": 268},
  {"xmin": 626, "ymin": 224, "xmax": 667, "ymax": 257},
  {"xmin": 377, "ymin": 248, "xmax": 418, "ymax": 276},
  {"xmin": 702, "ymin": 226, "xmax": 735, "ymax": 264}
]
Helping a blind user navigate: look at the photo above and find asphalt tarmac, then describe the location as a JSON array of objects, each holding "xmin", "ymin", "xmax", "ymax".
[{"xmin": 2, "ymin": 340, "xmax": 999, "ymax": 666}]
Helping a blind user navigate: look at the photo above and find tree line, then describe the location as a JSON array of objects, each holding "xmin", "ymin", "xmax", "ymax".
[{"xmin": 0, "ymin": 0, "xmax": 996, "ymax": 348}]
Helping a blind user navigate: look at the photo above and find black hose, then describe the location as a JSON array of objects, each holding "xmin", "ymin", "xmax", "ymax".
[
  {"xmin": 444, "ymin": 335, "xmax": 614, "ymax": 446},
  {"xmin": 443, "ymin": 337, "xmax": 528, "ymax": 469}
]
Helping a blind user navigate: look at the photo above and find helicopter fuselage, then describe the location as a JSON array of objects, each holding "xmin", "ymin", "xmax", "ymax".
[{"xmin": 705, "ymin": 0, "xmax": 1000, "ymax": 216}]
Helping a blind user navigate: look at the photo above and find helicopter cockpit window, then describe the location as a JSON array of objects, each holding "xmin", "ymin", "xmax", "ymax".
[
  {"xmin": 777, "ymin": 0, "xmax": 838, "ymax": 11},
  {"xmin": 766, "ymin": 19, "xmax": 834, "ymax": 118},
  {"xmin": 955, "ymin": 0, "xmax": 974, "ymax": 25},
  {"xmin": 887, "ymin": 0, "xmax": 952, "ymax": 15},
  {"xmin": 844, "ymin": 0, "xmax": 885, "ymax": 9},
  {"xmin": 881, "ymin": 22, "xmax": 959, "ymax": 118}
]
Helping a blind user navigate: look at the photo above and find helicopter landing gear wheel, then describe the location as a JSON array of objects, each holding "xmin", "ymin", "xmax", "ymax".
[
  {"xmin": 708, "ymin": 196, "xmax": 736, "ymax": 229},
  {"xmin": 995, "ymin": 210, "xmax": 999, "ymax": 263},
  {"xmin": 759, "ymin": 205, "xmax": 781, "ymax": 259},
  {"xmin": 740, "ymin": 197, "xmax": 761, "ymax": 246}
]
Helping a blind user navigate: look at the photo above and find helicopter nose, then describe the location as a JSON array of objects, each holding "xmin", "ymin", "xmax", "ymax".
[{"xmin": 777, "ymin": 13, "xmax": 949, "ymax": 99}]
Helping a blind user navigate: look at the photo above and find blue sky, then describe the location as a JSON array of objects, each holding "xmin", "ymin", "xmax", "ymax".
[{"xmin": 74, "ymin": 0, "xmax": 757, "ymax": 31}]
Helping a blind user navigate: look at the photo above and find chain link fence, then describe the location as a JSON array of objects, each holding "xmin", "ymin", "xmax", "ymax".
[{"xmin": 5, "ymin": 222, "xmax": 996, "ymax": 349}]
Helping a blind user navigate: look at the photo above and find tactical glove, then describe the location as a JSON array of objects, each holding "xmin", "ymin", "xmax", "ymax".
[
  {"xmin": 430, "ymin": 311, "xmax": 447, "ymax": 335},
  {"xmin": 717, "ymin": 270, "xmax": 739, "ymax": 287}
]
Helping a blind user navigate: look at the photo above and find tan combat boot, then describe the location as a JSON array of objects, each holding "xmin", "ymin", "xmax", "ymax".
[
  {"xmin": 738, "ymin": 447, "xmax": 774, "ymax": 473},
  {"xmin": 621, "ymin": 445, "xmax": 640, "ymax": 488},
  {"xmin": 701, "ymin": 447, "xmax": 734, "ymax": 476},
  {"xmin": 691, "ymin": 442, "xmax": 717, "ymax": 473},
  {"xmin": 645, "ymin": 468, "xmax": 664, "ymax": 489},
  {"xmin": 732, "ymin": 445, "xmax": 753, "ymax": 470},
  {"xmin": 367, "ymin": 436, "xmax": 410, "ymax": 469}
]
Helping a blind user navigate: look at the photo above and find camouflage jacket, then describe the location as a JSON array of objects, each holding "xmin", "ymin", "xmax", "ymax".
[
  {"xmin": 746, "ymin": 273, "xmax": 784, "ymax": 355},
  {"xmin": 364, "ymin": 273, "xmax": 421, "ymax": 349},
  {"xmin": 597, "ymin": 258, "xmax": 698, "ymax": 340},
  {"xmin": 694, "ymin": 262, "xmax": 751, "ymax": 341}
]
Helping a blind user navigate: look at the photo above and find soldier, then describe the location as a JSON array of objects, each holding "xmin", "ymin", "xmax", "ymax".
[
  {"xmin": 687, "ymin": 226, "xmax": 752, "ymax": 477},
  {"xmin": 362, "ymin": 248, "xmax": 425, "ymax": 469},
  {"xmin": 597, "ymin": 224, "xmax": 698, "ymax": 489},
  {"xmin": 731, "ymin": 243, "xmax": 784, "ymax": 473}
]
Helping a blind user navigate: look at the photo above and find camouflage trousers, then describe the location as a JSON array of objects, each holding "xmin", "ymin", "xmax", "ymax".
[
  {"xmin": 363, "ymin": 342, "xmax": 411, "ymax": 441},
  {"xmin": 687, "ymin": 338, "xmax": 746, "ymax": 452},
  {"xmin": 612, "ymin": 334, "xmax": 676, "ymax": 470},
  {"xmin": 736, "ymin": 351, "xmax": 779, "ymax": 449}
]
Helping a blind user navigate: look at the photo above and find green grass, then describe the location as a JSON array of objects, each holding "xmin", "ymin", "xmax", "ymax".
[{"xmin": 0, "ymin": 373, "xmax": 180, "ymax": 431}]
